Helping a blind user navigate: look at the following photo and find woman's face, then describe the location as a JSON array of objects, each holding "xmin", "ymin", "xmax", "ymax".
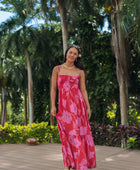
[{"xmin": 66, "ymin": 47, "xmax": 78, "ymax": 63}]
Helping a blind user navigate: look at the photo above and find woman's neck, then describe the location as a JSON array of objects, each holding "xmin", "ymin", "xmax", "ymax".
[{"xmin": 64, "ymin": 61, "xmax": 74, "ymax": 67}]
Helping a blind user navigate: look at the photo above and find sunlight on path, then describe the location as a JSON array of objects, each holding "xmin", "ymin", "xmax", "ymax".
[{"xmin": 0, "ymin": 144, "xmax": 140, "ymax": 170}]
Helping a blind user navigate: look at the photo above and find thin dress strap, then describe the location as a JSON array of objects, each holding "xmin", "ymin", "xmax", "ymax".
[
  {"xmin": 78, "ymin": 70, "xmax": 82, "ymax": 76},
  {"xmin": 58, "ymin": 65, "xmax": 61, "ymax": 76}
]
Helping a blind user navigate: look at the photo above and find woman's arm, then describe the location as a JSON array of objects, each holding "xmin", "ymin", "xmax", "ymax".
[
  {"xmin": 79, "ymin": 70, "xmax": 91, "ymax": 119},
  {"xmin": 50, "ymin": 66, "xmax": 58, "ymax": 116}
]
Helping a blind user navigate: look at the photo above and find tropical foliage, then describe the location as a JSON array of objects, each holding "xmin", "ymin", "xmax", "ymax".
[
  {"xmin": 1, "ymin": 122, "xmax": 140, "ymax": 149},
  {"xmin": 0, "ymin": 0, "xmax": 140, "ymax": 131},
  {"xmin": 90, "ymin": 121, "xmax": 140, "ymax": 149},
  {"xmin": 0, "ymin": 122, "xmax": 60, "ymax": 144}
]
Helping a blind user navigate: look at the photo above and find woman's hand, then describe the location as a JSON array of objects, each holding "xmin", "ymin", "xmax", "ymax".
[
  {"xmin": 86, "ymin": 107, "xmax": 91, "ymax": 120},
  {"xmin": 51, "ymin": 106, "xmax": 56, "ymax": 117}
]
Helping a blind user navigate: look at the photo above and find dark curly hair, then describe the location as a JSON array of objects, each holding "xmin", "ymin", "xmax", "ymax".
[{"xmin": 63, "ymin": 45, "xmax": 85, "ymax": 70}]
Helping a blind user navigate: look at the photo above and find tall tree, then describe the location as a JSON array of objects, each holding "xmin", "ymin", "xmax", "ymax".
[
  {"xmin": 103, "ymin": 0, "xmax": 130, "ymax": 126},
  {"xmin": 56, "ymin": 0, "xmax": 68, "ymax": 55},
  {"xmin": 0, "ymin": 0, "xmax": 36, "ymax": 123},
  {"xmin": 103, "ymin": 0, "xmax": 140, "ymax": 127},
  {"xmin": 39, "ymin": 0, "xmax": 68, "ymax": 54},
  {"xmin": 39, "ymin": 0, "xmax": 92, "ymax": 54},
  {"xmin": 4, "ymin": 56, "xmax": 28, "ymax": 125},
  {"xmin": 110, "ymin": 0, "xmax": 129, "ymax": 126},
  {"xmin": 0, "ymin": 60, "xmax": 8, "ymax": 126}
]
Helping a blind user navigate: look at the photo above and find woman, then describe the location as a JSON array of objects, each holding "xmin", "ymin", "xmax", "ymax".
[{"xmin": 51, "ymin": 45, "xmax": 96, "ymax": 170}]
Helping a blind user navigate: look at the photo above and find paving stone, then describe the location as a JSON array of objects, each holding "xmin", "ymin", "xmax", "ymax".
[{"xmin": 0, "ymin": 144, "xmax": 140, "ymax": 170}]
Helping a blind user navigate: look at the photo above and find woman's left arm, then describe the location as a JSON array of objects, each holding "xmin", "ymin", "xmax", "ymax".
[{"xmin": 79, "ymin": 70, "xmax": 91, "ymax": 119}]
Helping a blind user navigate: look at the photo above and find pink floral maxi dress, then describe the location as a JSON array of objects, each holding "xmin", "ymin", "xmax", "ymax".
[{"xmin": 56, "ymin": 65, "xmax": 96, "ymax": 170}]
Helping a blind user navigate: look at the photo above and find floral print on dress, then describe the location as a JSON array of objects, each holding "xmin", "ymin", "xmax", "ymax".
[
  {"xmin": 56, "ymin": 65, "xmax": 96, "ymax": 170},
  {"xmin": 69, "ymin": 136, "xmax": 81, "ymax": 147},
  {"xmin": 62, "ymin": 99, "xmax": 66, "ymax": 108},
  {"xmin": 60, "ymin": 110, "xmax": 72, "ymax": 124},
  {"xmin": 80, "ymin": 126, "xmax": 87, "ymax": 136},
  {"xmin": 70, "ymin": 101, "xmax": 77, "ymax": 114},
  {"xmin": 69, "ymin": 129, "xmax": 79, "ymax": 136},
  {"xmin": 85, "ymin": 135, "xmax": 94, "ymax": 146},
  {"xmin": 79, "ymin": 158, "xmax": 88, "ymax": 170},
  {"xmin": 63, "ymin": 81, "xmax": 70, "ymax": 91},
  {"xmin": 88, "ymin": 151, "xmax": 95, "ymax": 159}
]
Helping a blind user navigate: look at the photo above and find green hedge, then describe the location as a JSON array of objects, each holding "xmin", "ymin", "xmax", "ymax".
[
  {"xmin": 1, "ymin": 122, "xmax": 140, "ymax": 149},
  {"xmin": 0, "ymin": 122, "xmax": 61, "ymax": 144}
]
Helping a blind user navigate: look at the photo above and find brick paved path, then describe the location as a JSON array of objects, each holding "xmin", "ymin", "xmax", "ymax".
[{"xmin": 0, "ymin": 144, "xmax": 140, "ymax": 170}]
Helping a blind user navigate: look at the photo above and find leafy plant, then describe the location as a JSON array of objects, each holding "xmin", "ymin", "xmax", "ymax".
[
  {"xmin": 0, "ymin": 122, "xmax": 60, "ymax": 144},
  {"xmin": 90, "ymin": 121, "xmax": 140, "ymax": 149},
  {"xmin": 127, "ymin": 137, "xmax": 138, "ymax": 149}
]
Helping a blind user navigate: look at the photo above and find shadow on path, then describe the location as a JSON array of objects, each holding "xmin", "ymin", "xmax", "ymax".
[{"xmin": 0, "ymin": 144, "xmax": 140, "ymax": 170}]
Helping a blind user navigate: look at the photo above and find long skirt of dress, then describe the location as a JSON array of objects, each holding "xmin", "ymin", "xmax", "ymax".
[{"xmin": 56, "ymin": 73, "xmax": 96, "ymax": 170}]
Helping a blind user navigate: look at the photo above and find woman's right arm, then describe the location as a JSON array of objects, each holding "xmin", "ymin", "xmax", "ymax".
[{"xmin": 50, "ymin": 66, "xmax": 58, "ymax": 116}]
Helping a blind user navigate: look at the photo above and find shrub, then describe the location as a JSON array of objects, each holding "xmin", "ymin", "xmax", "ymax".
[
  {"xmin": 0, "ymin": 122, "xmax": 140, "ymax": 149},
  {"xmin": 0, "ymin": 122, "xmax": 61, "ymax": 144},
  {"xmin": 90, "ymin": 121, "xmax": 140, "ymax": 149}
]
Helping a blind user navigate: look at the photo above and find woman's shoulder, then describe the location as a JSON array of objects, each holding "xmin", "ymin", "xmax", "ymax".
[
  {"xmin": 77, "ymin": 69, "xmax": 84, "ymax": 78},
  {"xmin": 53, "ymin": 65, "xmax": 61, "ymax": 71},
  {"xmin": 74, "ymin": 68, "xmax": 84, "ymax": 78},
  {"xmin": 77, "ymin": 68, "xmax": 84, "ymax": 73},
  {"xmin": 52, "ymin": 65, "xmax": 59, "ymax": 74},
  {"xmin": 54, "ymin": 64, "xmax": 64, "ymax": 69}
]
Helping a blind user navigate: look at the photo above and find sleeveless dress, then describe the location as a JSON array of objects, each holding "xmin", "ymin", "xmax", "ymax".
[{"xmin": 56, "ymin": 65, "xmax": 96, "ymax": 170}]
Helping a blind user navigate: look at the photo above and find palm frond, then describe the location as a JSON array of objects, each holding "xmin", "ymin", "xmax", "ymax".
[
  {"xmin": 5, "ymin": 57, "xmax": 27, "ymax": 90},
  {"xmin": 0, "ymin": 16, "xmax": 22, "ymax": 36},
  {"xmin": 40, "ymin": 0, "xmax": 50, "ymax": 19},
  {"xmin": 4, "ymin": 28, "xmax": 23, "ymax": 58}
]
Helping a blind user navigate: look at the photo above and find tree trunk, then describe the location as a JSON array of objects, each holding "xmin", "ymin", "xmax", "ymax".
[
  {"xmin": 1, "ymin": 92, "xmax": 3, "ymax": 123},
  {"xmin": 111, "ymin": 0, "xmax": 129, "ymax": 126},
  {"xmin": 5, "ymin": 104, "xmax": 7, "ymax": 122},
  {"xmin": 25, "ymin": 48, "xmax": 34, "ymax": 124},
  {"xmin": 57, "ymin": 0, "xmax": 68, "ymax": 55},
  {"xmin": 1, "ymin": 88, "xmax": 5, "ymax": 126},
  {"xmin": 24, "ymin": 91, "xmax": 28, "ymax": 125},
  {"xmin": 120, "ymin": 83, "xmax": 128, "ymax": 125},
  {"xmin": 50, "ymin": 75, "xmax": 54, "ymax": 126},
  {"xmin": 1, "ymin": 88, "xmax": 7, "ymax": 126},
  {"xmin": 50, "ymin": 74, "xmax": 54, "ymax": 142}
]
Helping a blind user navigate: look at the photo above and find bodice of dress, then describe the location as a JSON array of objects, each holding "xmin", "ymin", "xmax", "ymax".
[
  {"xmin": 58, "ymin": 75, "xmax": 79, "ymax": 90},
  {"xmin": 57, "ymin": 66, "xmax": 84, "ymax": 116},
  {"xmin": 57, "ymin": 74, "xmax": 86, "ymax": 120}
]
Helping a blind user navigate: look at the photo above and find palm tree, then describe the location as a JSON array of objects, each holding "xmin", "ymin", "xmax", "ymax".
[
  {"xmin": 39, "ymin": 0, "xmax": 92, "ymax": 54},
  {"xmin": 38, "ymin": 0, "xmax": 68, "ymax": 55},
  {"xmin": 0, "ymin": 59, "xmax": 8, "ymax": 126},
  {"xmin": 4, "ymin": 56, "xmax": 28, "ymax": 125},
  {"xmin": 56, "ymin": 0, "xmax": 68, "ymax": 55},
  {"xmin": 0, "ymin": 0, "xmax": 37, "ymax": 123}
]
